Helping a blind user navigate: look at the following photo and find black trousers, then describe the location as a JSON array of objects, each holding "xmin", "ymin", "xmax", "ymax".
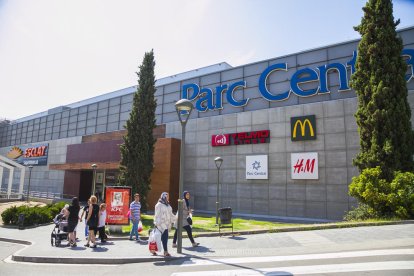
[
  {"xmin": 97, "ymin": 226, "xmax": 107, "ymax": 241},
  {"xmin": 173, "ymin": 225, "xmax": 195, "ymax": 244}
]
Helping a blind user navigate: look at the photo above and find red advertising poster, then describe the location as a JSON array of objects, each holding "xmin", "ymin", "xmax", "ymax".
[{"xmin": 105, "ymin": 186, "xmax": 131, "ymax": 225}]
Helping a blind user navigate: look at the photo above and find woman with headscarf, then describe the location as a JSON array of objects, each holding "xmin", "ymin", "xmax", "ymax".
[
  {"xmin": 153, "ymin": 192, "xmax": 176, "ymax": 257},
  {"xmin": 172, "ymin": 191, "xmax": 199, "ymax": 248}
]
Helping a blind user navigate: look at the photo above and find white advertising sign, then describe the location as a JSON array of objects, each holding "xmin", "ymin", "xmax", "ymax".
[
  {"xmin": 246, "ymin": 155, "xmax": 268, "ymax": 179},
  {"xmin": 291, "ymin": 152, "xmax": 318, "ymax": 179}
]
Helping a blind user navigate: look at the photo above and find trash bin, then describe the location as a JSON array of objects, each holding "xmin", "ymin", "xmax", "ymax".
[
  {"xmin": 18, "ymin": 213, "xmax": 25, "ymax": 229},
  {"xmin": 219, "ymin": 207, "xmax": 232, "ymax": 224}
]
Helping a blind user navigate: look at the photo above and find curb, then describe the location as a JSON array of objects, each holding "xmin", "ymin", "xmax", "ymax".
[
  {"xmin": 2, "ymin": 220, "xmax": 413, "ymax": 264},
  {"xmin": 0, "ymin": 237, "xmax": 31, "ymax": 245},
  {"xmin": 11, "ymin": 255, "xmax": 184, "ymax": 264}
]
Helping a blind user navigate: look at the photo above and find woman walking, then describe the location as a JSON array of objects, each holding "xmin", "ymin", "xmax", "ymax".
[
  {"xmin": 64, "ymin": 197, "xmax": 80, "ymax": 247},
  {"xmin": 85, "ymin": 195, "xmax": 99, "ymax": 248},
  {"xmin": 153, "ymin": 192, "xmax": 175, "ymax": 257},
  {"xmin": 172, "ymin": 191, "xmax": 199, "ymax": 248}
]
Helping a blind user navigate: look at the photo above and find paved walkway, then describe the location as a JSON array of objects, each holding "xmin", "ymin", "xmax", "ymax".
[{"xmin": 1, "ymin": 220, "xmax": 413, "ymax": 264}]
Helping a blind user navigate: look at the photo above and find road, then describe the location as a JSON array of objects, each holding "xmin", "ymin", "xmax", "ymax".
[{"xmin": 1, "ymin": 224, "xmax": 413, "ymax": 275}]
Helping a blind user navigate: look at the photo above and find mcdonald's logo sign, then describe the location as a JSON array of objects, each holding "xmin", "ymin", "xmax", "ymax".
[{"xmin": 290, "ymin": 115, "xmax": 316, "ymax": 141}]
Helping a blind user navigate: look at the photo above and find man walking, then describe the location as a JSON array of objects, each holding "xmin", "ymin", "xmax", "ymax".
[{"xmin": 129, "ymin": 193, "xmax": 141, "ymax": 242}]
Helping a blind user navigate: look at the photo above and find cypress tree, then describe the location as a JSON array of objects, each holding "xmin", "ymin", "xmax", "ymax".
[
  {"xmin": 351, "ymin": 0, "xmax": 414, "ymax": 181},
  {"xmin": 118, "ymin": 50, "xmax": 157, "ymax": 211}
]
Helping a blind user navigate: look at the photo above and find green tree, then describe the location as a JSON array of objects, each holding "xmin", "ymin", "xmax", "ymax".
[
  {"xmin": 351, "ymin": 0, "xmax": 414, "ymax": 182},
  {"xmin": 118, "ymin": 50, "xmax": 157, "ymax": 211}
]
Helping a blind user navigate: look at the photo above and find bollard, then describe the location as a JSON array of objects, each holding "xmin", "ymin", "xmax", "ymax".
[{"xmin": 18, "ymin": 213, "xmax": 25, "ymax": 230}]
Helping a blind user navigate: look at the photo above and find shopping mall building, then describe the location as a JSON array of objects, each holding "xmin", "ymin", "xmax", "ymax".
[{"xmin": 1, "ymin": 26, "xmax": 413, "ymax": 220}]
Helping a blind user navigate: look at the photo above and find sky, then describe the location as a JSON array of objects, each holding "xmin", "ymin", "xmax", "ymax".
[{"xmin": 1, "ymin": 0, "xmax": 414, "ymax": 120}]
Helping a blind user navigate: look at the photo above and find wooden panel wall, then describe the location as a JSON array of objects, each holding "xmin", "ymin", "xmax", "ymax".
[{"xmin": 147, "ymin": 138, "xmax": 180, "ymax": 211}]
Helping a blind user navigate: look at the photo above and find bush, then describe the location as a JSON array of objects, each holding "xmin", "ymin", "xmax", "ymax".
[
  {"xmin": 349, "ymin": 167, "xmax": 414, "ymax": 219},
  {"xmin": 344, "ymin": 203, "xmax": 383, "ymax": 221},
  {"xmin": 388, "ymin": 171, "xmax": 414, "ymax": 218},
  {"xmin": 1, "ymin": 201, "xmax": 67, "ymax": 226},
  {"xmin": 1, "ymin": 205, "xmax": 19, "ymax": 225}
]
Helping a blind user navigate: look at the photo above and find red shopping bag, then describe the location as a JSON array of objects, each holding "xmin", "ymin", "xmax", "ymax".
[{"xmin": 149, "ymin": 240, "xmax": 158, "ymax": 253}]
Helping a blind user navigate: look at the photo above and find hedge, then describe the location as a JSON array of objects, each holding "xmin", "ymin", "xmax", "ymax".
[{"xmin": 1, "ymin": 201, "xmax": 66, "ymax": 227}]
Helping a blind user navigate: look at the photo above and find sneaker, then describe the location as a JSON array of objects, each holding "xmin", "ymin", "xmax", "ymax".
[
  {"xmin": 192, "ymin": 242, "xmax": 200, "ymax": 247},
  {"xmin": 136, "ymin": 238, "xmax": 142, "ymax": 242},
  {"xmin": 172, "ymin": 243, "xmax": 177, "ymax": 248},
  {"xmin": 84, "ymin": 243, "xmax": 90, "ymax": 247},
  {"xmin": 129, "ymin": 238, "xmax": 133, "ymax": 241},
  {"xmin": 71, "ymin": 242, "xmax": 77, "ymax": 247},
  {"xmin": 90, "ymin": 244, "xmax": 97, "ymax": 248}
]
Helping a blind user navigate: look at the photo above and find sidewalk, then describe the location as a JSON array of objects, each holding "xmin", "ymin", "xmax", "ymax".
[{"xmin": 1, "ymin": 219, "xmax": 413, "ymax": 264}]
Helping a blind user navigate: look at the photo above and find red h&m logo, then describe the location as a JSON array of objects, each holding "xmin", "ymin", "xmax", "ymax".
[
  {"xmin": 212, "ymin": 134, "xmax": 230, "ymax": 146},
  {"xmin": 293, "ymin": 158, "xmax": 316, "ymax": 174}
]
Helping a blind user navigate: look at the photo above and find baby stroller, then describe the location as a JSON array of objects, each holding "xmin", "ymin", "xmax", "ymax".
[{"xmin": 50, "ymin": 213, "xmax": 69, "ymax": 247}]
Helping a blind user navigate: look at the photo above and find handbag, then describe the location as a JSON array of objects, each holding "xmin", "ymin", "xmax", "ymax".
[{"xmin": 186, "ymin": 216, "xmax": 193, "ymax": 225}]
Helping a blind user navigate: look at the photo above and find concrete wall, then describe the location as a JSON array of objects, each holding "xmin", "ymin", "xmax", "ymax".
[{"xmin": 165, "ymin": 92, "xmax": 414, "ymax": 220}]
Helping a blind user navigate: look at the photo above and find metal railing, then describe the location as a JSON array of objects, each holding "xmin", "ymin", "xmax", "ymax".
[{"xmin": 0, "ymin": 188, "xmax": 74, "ymax": 200}]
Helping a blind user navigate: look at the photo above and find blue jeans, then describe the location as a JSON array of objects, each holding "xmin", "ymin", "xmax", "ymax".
[
  {"xmin": 129, "ymin": 219, "xmax": 139, "ymax": 240},
  {"xmin": 161, "ymin": 229, "xmax": 168, "ymax": 252}
]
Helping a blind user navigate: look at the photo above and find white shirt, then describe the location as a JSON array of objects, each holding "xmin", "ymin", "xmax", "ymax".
[{"xmin": 98, "ymin": 210, "xmax": 106, "ymax": 227}]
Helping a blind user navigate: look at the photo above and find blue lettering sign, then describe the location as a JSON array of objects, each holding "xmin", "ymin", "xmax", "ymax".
[
  {"xmin": 258, "ymin": 63, "xmax": 290, "ymax": 101},
  {"xmin": 318, "ymin": 63, "xmax": 350, "ymax": 93},
  {"xmin": 227, "ymin": 81, "xmax": 248, "ymax": 107},
  {"xmin": 402, "ymin": 49, "xmax": 414, "ymax": 82},
  {"xmin": 290, "ymin": 68, "xmax": 319, "ymax": 97},
  {"xmin": 181, "ymin": 48, "xmax": 413, "ymax": 112}
]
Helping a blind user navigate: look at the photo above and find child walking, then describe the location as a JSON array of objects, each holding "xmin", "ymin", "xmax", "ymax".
[{"xmin": 97, "ymin": 203, "xmax": 107, "ymax": 243}]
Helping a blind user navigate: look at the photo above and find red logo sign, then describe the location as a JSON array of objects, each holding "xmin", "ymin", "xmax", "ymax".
[
  {"xmin": 212, "ymin": 130, "xmax": 270, "ymax": 147},
  {"xmin": 105, "ymin": 186, "xmax": 131, "ymax": 225},
  {"xmin": 212, "ymin": 134, "xmax": 230, "ymax": 146}
]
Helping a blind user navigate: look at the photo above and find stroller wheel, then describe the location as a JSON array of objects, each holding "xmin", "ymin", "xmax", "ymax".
[
  {"xmin": 55, "ymin": 238, "xmax": 61, "ymax": 247},
  {"xmin": 51, "ymin": 237, "xmax": 54, "ymax": 246}
]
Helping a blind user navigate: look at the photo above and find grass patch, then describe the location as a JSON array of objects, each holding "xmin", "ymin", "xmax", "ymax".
[{"xmin": 119, "ymin": 214, "xmax": 300, "ymax": 237}]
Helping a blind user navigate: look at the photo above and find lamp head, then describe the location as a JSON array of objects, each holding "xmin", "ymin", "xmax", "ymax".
[
  {"xmin": 91, "ymin": 163, "xmax": 97, "ymax": 169},
  {"xmin": 175, "ymin": 99, "xmax": 194, "ymax": 124},
  {"xmin": 175, "ymin": 99, "xmax": 194, "ymax": 112},
  {"xmin": 214, "ymin": 157, "xmax": 223, "ymax": 169},
  {"xmin": 28, "ymin": 165, "xmax": 33, "ymax": 169}
]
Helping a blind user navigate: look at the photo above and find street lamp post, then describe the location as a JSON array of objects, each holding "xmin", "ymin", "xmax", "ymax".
[
  {"xmin": 26, "ymin": 165, "xmax": 33, "ymax": 203},
  {"xmin": 175, "ymin": 99, "xmax": 194, "ymax": 254},
  {"xmin": 91, "ymin": 163, "xmax": 97, "ymax": 197},
  {"xmin": 214, "ymin": 157, "xmax": 223, "ymax": 225}
]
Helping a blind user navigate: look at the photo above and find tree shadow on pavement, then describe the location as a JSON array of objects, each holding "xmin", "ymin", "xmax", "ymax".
[
  {"xmin": 91, "ymin": 246, "xmax": 109, "ymax": 252},
  {"xmin": 68, "ymin": 246, "xmax": 87, "ymax": 251},
  {"xmin": 184, "ymin": 245, "xmax": 215, "ymax": 253},
  {"xmin": 226, "ymin": 236, "xmax": 246, "ymax": 240}
]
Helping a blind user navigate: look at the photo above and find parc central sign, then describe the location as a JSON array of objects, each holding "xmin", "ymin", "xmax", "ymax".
[{"xmin": 182, "ymin": 49, "xmax": 414, "ymax": 112}]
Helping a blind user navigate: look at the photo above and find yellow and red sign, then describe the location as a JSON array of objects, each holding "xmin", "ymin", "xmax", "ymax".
[{"xmin": 6, "ymin": 143, "xmax": 49, "ymax": 166}]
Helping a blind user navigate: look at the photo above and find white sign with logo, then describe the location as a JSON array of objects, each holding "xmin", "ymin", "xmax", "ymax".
[
  {"xmin": 291, "ymin": 152, "xmax": 318, "ymax": 179},
  {"xmin": 246, "ymin": 155, "xmax": 268, "ymax": 179}
]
